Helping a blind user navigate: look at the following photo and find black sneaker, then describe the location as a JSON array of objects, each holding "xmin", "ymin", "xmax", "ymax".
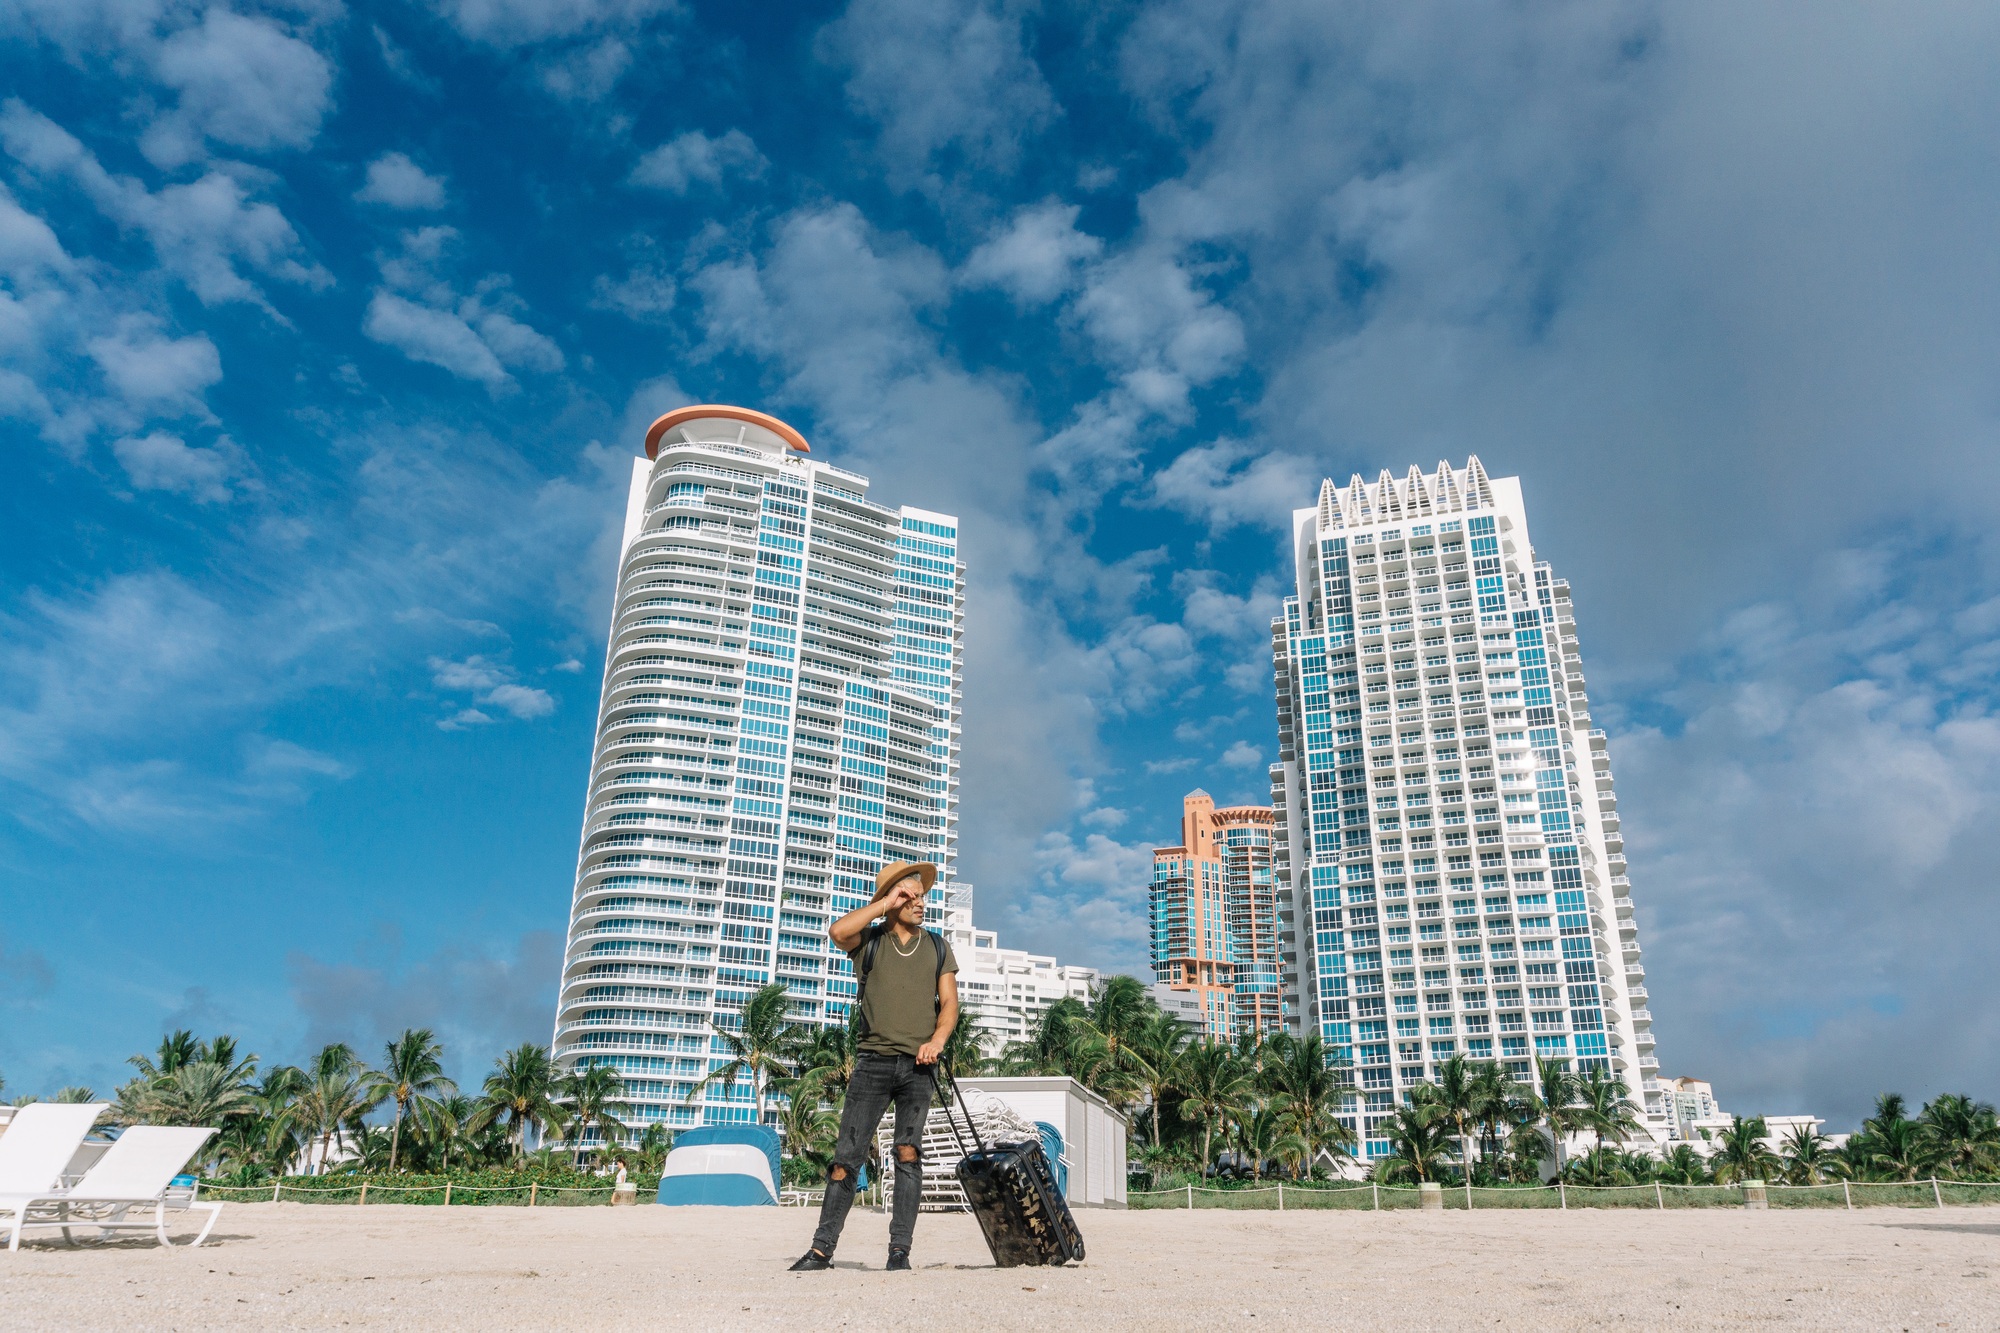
[
  {"xmin": 789, "ymin": 1249, "xmax": 833, "ymax": 1272},
  {"xmin": 885, "ymin": 1250, "xmax": 912, "ymax": 1271}
]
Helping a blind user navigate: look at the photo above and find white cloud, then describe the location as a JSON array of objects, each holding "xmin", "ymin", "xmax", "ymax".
[
  {"xmin": 429, "ymin": 655, "xmax": 556, "ymax": 726},
  {"xmin": 1149, "ymin": 437, "xmax": 1321, "ymax": 536},
  {"xmin": 0, "ymin": 100, "xmax": 329, "ymax": 314},
  {"xmin": 539, "ymin": 35, "xmax": 633, "ymax": 101},
  {"xmin": 362, "ymin": 232, "xmax": 564, "ymax": 389},
  {"xmin": 111, "ymin": 431, "xmax": 242, "ymax": 503},
  {"xmin": 1069, "ymin": 247, "xmax": 1246, "ymax": 418},
  {"xmin": 817, "ymin": 0, "xmax": 1057, "ymax": 184},
  {"xmin": 364, "ymin": 291, "xmax": 508, "ymax": 388},
  {"xmin": 629, "ymin": 129, "xmax": 765, "ymax": 194},
  {"xmin": 960, "ymin": 198, "xmax": 1102, "ymax": 305},
  {"xmin": 1219, "ymin": 739, "xmax": 1262, "ymax": 768},
  {"xmin": 86, "ymin": 321, "xmax": 222, "ymax": 416},
  {"xmin": 143, "ymin": 9, "xmax": 333, "ymax": 166},
  {"xmin": 426, "ymin": 0, "xmax": 679, "ymax": 47},
  {"xmin": 356, "ymin": 153, "xmax": 447, "ymax": 210},
  {"xmin": 591, "ymin": 265, "xmax": 675, "ymax": 320}
]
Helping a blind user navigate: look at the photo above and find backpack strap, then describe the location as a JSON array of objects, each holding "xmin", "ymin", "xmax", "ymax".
[
  {"xmin": 852, "ymin": 922, "xmax": 886, "ymax": 1039},
  {"xmin": 929, "ymin": 929, "xmax": 948, "ymax": 1017}
]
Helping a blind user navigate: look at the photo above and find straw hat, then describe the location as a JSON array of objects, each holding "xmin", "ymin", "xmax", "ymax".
[{"xmin": 873, "ymin": 860, "xmax": 938, "ymax": 900}]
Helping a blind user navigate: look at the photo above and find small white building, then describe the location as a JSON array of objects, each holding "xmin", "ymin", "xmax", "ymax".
[
  {"xmin": 958, "ymin": 1076, "xmax": 1128, "ymax": 1207},
  {"xmin": 936, "ymin": 886, "xmax": 1100, "ymax": 1055}
]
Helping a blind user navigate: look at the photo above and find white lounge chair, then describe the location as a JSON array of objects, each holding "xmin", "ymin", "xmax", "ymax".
[
  {"xmin": 3, "ymin": 1126, "xmax": 221, "ymax": 1250},
  {"xmin": 0, "ymin": 1103, "xmax": 106, "ymax": 1198}
]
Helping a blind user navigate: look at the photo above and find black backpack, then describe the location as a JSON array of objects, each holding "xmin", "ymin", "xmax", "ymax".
[{"xmin": 852, "ymin": 922, "xmax": 949, "ymax": 1041}]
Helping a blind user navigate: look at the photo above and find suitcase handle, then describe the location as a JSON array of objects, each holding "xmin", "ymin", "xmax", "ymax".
[{"xmin": 936, "ymin": 1057, "xmax": 987, "ymax": 1156}]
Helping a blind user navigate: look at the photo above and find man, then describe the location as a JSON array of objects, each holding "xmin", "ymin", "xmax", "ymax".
[{"xmin": 789, "ymin": 859, "xmax": 958, "ymax": 1272}]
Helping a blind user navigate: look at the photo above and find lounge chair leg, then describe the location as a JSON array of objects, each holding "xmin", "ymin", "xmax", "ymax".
[
  {"xmin": 155, "ymin": 1199, "xmax": 171, "ymax": 1248},
  {"xmin": 187, "ymin": 1203, "xmax": 221, "ymax": 1248},
  {"xmin": 6, "ymin": 1206, "xmax": 22, "ymax": 1252}
]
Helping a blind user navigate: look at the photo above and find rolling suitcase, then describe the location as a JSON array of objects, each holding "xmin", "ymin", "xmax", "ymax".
[{"xmin": 937, "ymin": 1059, "xmax": 1085, "ymax": 1267}]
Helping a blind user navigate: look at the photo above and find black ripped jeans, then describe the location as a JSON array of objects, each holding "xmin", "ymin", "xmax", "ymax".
[{"xmin": 810, "ymin": 1051, "xmax": 934, "ymax": 1256}]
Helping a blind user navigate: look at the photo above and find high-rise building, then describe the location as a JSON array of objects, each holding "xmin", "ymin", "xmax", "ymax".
[
  {"xmin": 1268, "ymin": 458, "xmax": 1663, "ymax": 1157},
  {"xmin": 1148, "ymin": 791, "xmax": 1289, "ymax": 1040},
  {"xmin": 552, "ymin": 405, "xmax": 963, "ymax": 1129}
]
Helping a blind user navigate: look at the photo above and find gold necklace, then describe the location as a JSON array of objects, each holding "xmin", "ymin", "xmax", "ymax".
[{"xmin": 891, "ymin": 929, "xmax": 921, "ymax": 957}]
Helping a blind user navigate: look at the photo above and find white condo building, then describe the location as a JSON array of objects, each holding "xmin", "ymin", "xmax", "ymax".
[
  {"xmin": 1268, "ymin": 458, "xmax": 1665, "ymax": 1158},
  {"xmin": 552, "ymin": 405, "xmax": 963, "ymax": 1128},
  {"xmin": 934, "ymin": 885, "xmax": 1100, "ymax": 1055}
]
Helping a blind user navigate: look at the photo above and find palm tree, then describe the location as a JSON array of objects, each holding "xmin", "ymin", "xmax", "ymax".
[
  {"xmin": 1565, "ymin": 1144, "xmax": 1634, "ymax": 1186},
  {"xmin": 1234, "ymin": 1105, "xmax": 1304, "ymax": 1182},
  {"xmin": 198, "ymin": 1035, "xmax": 259, "ymax": 1088},
  {"xmin": 1381, "ymin": 1088, "xmax": 1458, "ymax": 1183},
  {"xmin": 1656, "ymin": 1143, "xmax": 1708, "ymax": 1184},
  {"xmin": 1710, "ymin": 1115, "xmax": 1780, "ymax": 1184},
  {"xmin": 1781, "ymin": 1123, "xmax": 1841, "ymax": 1185},
  {"xmin": 559, "ymin": 1064, "xmax": 629, "ymax": 1163},
  {"xmin": 1574, "ymin": 1065, "xmax": 1642, "ymax": 1156},
  {"xmin": 136, "ymin": 1061, "xmax": 256, "ymax": 1133},
  {"xmin": 1468, "ymin": 1061, "xmax": 1515, "ymax": 1168},
  {"xmin": 366, "ymin": 1029, "xmax": 456, "ymax": 1174},
  {"xmin": 426, "ymin": 1093, "xmax": 480, "ymax": 1171},
  {"xmin": 1917, "ymin": 1093, "xmax": 2000, "ymax": 1179},
  {"xmin": 616, "ymin": 1123, "xmax": 674, "ymax": 1175},
  {"xmin": 999, "ymin": 996, "xmax": 1087, "ymax": 1075},
  {"xmin": 1126, "ymin": 1009, "xmax": 1194, "ymax": 1148},
  {"xmin": 940, "ymin": 1003, "xmax": 992, "ymax": 1075},
  {"xmin": 1531, "ymin": 1057, "xmax": 1581, "ymax": 1172},
  {"xmin": 291, "ymin": 1045, "xmax": 379, "ymax": 1174},
  {"xmin": 775, "ymin": 1090, "xmax": 838, "ymax": 1184},
  {"xmin": 689, "ymin": 983, "xmax": 809, "ymax": 1122},
  {"xmin": 53, "ymin": 1086, "xmax": 96, "ymax": 1103},
  {"xmin": 1176, "ymin": 1041, "xmax": 1255, "ymax": 1171},
  {"xmin": 471, "ymin": 1044, "xmax": 564, "ymax": 1161},
  {"xmin": 128, "ymin": 1031, "xmax": 202, "ymax": 1081},
  {"xmin": 1862, "ymin": 1114, "xmax": 1928, "ymax": 1182},
  {"xmin": 1432, "ymin": 1055, "xmax": 1482, "ymax": 1180},
  {"xmin": 1260, "ymin": 1033, "xmax": 1355, "ymax": 1176},
  {"xmin": 1063, "ymin": 976, "xmax": 1152, "ymax": 1107},
  {"xmin": 785, "ymin": 1023, "xmax": 858, "ymax": 1110}
]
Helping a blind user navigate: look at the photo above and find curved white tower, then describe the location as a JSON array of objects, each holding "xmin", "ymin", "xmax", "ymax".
[{"xmin": 553, "ymin": 405, "xmax": 963, "ymax": 1130}]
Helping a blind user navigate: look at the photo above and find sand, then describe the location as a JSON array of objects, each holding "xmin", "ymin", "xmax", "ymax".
[{"xmin": 1, "ymin": 1200, "xmax": 1993, "ymax": 1329}]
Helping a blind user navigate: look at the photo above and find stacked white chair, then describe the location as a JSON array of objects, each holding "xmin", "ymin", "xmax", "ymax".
[{"xmin": 2, "ymin": 1121, "xmax": 222, "ymax": 1250}]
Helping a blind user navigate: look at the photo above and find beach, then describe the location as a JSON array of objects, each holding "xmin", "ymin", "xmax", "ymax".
[{"xmin": 1, "ymin": 1202, "xmax": 1992, "ymax": 1329}]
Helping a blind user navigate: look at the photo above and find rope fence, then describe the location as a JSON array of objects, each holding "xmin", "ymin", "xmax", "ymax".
[
  {"xmin": 1127, "ymin": 1179, "xmax": 2000, "ymax": 1211},
  {"xmin": 190, "ymin": 1181, "xmax": 621, "ymax": 1207}
]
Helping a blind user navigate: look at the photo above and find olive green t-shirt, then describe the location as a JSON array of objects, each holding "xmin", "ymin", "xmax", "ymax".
[{"xmin": 853, "ymin": 927, "xmax": 958, "ymax": 1056}]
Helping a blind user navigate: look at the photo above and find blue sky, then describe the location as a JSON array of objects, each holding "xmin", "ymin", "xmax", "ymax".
[{"xmin": 5, "ymin": 0, "xmax": 2000, "ymax": 1128}]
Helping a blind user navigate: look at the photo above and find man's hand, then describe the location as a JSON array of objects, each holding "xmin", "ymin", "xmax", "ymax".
[{"xmin": 916, "ymin": 1037, "xmax": 945, "ymax": 1066}]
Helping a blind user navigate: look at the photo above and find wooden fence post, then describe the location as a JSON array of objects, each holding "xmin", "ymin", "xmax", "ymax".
[
  {"xmin": 1186, "ymin": 1183, "xmax": 1192, "ymax": 1210},
  {"xmin": 1277, "ymin": 1183, "xmax": 1284, "ymax": 1211},
  {"xmin": 530, "ymin": 1183, "xmax": 539, "ymax": 1207},
  {"xmin": 1558, "ymin": 1182, "xmax": 1566, "ymax": 1210},
  {"xmin": 1843, "ymin": 1181, "xmax": 1852, "ymax": 1210},
  {"xmin": 273, "ymin": 1181, "xmax": 282, "ymax": 1203},
  {"xmin": 444, "ymin": 1182, "xmax": 452, "ymax": 1206},
  {"xmin": 1933, "ymin": 1178, "xmax": 1944, "ymax": 1209},
  {"xmin": 1655, "ymin": 1182, "xmax": 1664, "ymax": 1210},
  {"xmin": 1372, "ymin": 1183, "xmax": 1380, "ymax": 1210},
  {"xmin": 358, "ymin": 1182, "xmax": 367, "ymax": 1206}
]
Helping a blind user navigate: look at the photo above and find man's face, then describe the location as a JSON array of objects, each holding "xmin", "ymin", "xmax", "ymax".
[{"xmin": 890, "ymin": 875, "xmax": 926, "ymax": 926}]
